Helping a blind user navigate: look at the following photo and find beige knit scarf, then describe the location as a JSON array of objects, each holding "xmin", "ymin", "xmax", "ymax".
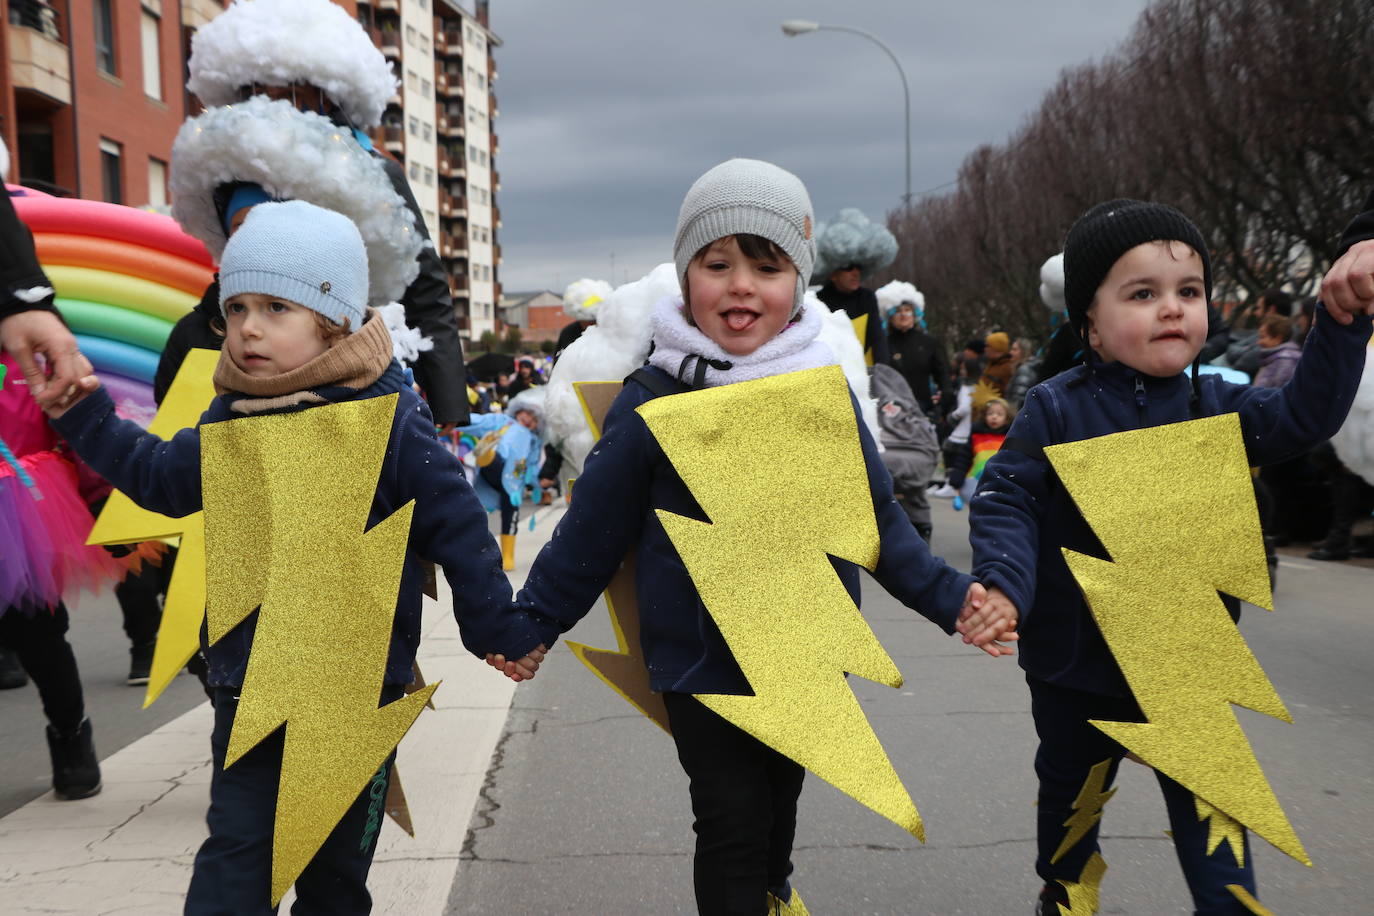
[{"xmin": 212, "ymin": 308, "xmax": 394, "ymax": 414}]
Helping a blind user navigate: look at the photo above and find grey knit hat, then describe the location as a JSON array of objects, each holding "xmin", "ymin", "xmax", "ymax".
[
  {"xmin": 673, "ymin": 158, "xmax": 816, "ymax": 315},
  {"xmin": 219, "ymin": 200, "xmax": 368, "ymax": 332}
]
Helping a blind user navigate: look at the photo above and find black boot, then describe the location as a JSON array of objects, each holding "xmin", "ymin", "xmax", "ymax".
[
  {"xmin": 46, "ymin": 718, "xmax": 102, "ymax": 800},
  {"xmin": 0, "ymin": 646, "xmax": 28, "ymax": 689},
  {"xmin": 1034, "ymin": 882, "xmax": 1069, "ymax": 916},
  {"xmin": 128, "ymin": 641, "xmax": 156, "ymax": 686}
]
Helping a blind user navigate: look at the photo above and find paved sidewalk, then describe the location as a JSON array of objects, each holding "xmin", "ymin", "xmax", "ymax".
[{"xmin": 0, "ymin": 503, "xmax": 566, "ymax": 916}]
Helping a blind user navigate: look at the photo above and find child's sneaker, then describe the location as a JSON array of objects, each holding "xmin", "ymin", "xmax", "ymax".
[
  {"xmin": 953, "ymin": 493, "xmax": 965, "ymax": 511},
  {"xmin": 1033, "ymin": 882, "xmax": 1068, "ymax": 916},
  {"xmin": 928, "ymin": 483, "xmax": 957, "ymax": 499}
]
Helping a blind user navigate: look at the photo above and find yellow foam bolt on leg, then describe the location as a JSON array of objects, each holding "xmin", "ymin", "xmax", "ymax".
[
  {"xmin": 1051, "ymin": 758, "xmax": 1117, "ymax": 865},
  {"xmin": 768, "ymin": 888, "xmax": 811, "ymax": 914},
  {"xmin": 565, "ymin": 381, "xmax": 671, "ymax": 733},
  {"xmin": 1045, "ymin": 413, "xmax": 1308, "ymax": 865},
  {"xmin": 639, "ymin": 365, "xmax": 922, "ymax": 839},
  {"xmin": 1056, "ymin": 851, "xmax": 1107, "ymax": 915},
  {"xmin": 201, "ymin": 395, "xmax": 437, "ymax": 904},
  {"xmin": 1227, "ymin": 884, "xmax": 1274, "ymax": 915},
  {"xmin": 1197, "ymin": 796, "xmax": 1246, "ymax": 866},
  {"xmin": 86, "ymin": 348, "xmax": 220, "ymax": 707}
]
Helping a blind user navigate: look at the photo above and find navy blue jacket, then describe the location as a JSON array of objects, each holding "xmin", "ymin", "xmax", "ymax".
[
  {"xmin": 515, "ymin": 365, "xmax": 975, "ymax": 695},
  {"xmin": 52, "ymin": 361, "xmax": 538, "ymax": 687},
  {"xmin": 970, "ymin": 306, "xmax": 1371, "ymax": 697}
]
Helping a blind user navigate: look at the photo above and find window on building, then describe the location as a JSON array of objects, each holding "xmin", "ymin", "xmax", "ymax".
[
  {"xmin": 407, "ymin": 69, "xmax": 417, "ymax": 90},
  {"xmin": 100, "ymin": 139, "xmax": 123, "ymax": 204},
  {"xmin": 408, "ymin": 116, "xmax": 418, "ymax": 136},
  {"xmin": 422, "ymin": 123, "xmax": 432, "ymax": 142},
  {"xmin": 420, "ymin": 35, "xmax": 430, "ymax": 54},
  {"xmin": 409, "ymin": 161, "xmax": 420, "ymax": 180},
  {"xmin": 141, "ymin": 11, "xmax": 162, "ymax": 99},
  {"xmin": 424, "ymin": 167, "xmax": 434, "ymax": 186},
  {"xmin": 147, "ymin": 158, "xmax": 167, "ymax": 208},
  {"xmin": 405, "ymin": 25, "xmax": 416, "ymax": 46},
  {"xmin": 421, "ymin": 78, "xmax": 431, "ymax": 97},
  {"xmin": 94, "ymin": 0, "xmax": 117, "ymax": 75},
  {"xmin": 478, "ymin": 149, "xmax": 487, "ymax": 166}
]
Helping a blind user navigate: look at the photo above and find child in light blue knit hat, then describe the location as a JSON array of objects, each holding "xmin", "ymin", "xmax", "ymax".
[{"xmin": 44, "ymin": 198, "xmax": 546, "ymax": 912}]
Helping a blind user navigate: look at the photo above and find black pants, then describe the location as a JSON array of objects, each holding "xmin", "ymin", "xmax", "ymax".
[
  {"xmin": 478, "ymin": 457, "xmax": 520, "ymax": 535},
  {"xmin": 663, "ymin": 692, "xmax": 804, "ymax": 916},
  {"xmin": 114, "ymin": 554, "xmax": 173, "ymax": 646},
  {"xmin": 1029, "ymin": 676, "xmax": 1256, "ymax": 915},
  {"xmin": 943, "ymin": 438, "xmax": 972, "ymax": 489},
  {"xmin": 0, "ymin": 603, "xmax": 85, "ymax": 732},
  {"xmin": 185, "ymin": 685, "xmax": 403, "ymax": 915}
]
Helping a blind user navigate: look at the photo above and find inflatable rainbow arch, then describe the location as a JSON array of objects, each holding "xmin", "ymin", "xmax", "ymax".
[{"xmin": 9, "ymin": 185, "xmax": 215, "ymax": 426}]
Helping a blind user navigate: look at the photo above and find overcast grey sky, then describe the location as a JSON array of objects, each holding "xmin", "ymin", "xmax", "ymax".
[{"xmin": 485, "ymin": 0, "xmax": 1150, "ymax": 293}]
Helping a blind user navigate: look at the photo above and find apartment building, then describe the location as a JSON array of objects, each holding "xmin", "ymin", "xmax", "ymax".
[
  {"xmin": 1, "ymin": 0, "xmax": 228, "ymax": 204},
  {"xmin": 357, "ymin": 0, "xmax": 502, "ymax": 342}
]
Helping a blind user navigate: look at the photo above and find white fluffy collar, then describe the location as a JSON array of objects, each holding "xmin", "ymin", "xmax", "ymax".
[{"xmin": 647, "ymin": 295, "xmax": 836, "ymax": 388}]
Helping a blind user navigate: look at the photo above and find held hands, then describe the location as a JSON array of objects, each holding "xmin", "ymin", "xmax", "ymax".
[
  {"xmin": 485, "ymin": 643, "xmax": 547, "ymax": 682},
  {"xmin": 1321, "ymin": 239, "xmax": 1374, "ymax": 324},
  {"xmin": 0, "ymin": 311, "xmax": 100, "ymax": 412},
  {"xmin": 956, "ymin": 584, "xmax": 1019, "ymax": 657}
]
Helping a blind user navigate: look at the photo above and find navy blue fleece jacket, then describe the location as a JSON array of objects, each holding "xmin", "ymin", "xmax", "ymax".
[
  {"xmin": 970, "ymin": 306, "xmax": 1370, "ymax": 697},
  {"xmin": 514, "ymin": 365, "xmax": 974, "ymax": 695},
  {"xmin": 52, "ymin": 361, "xmax": 539, "ymax": 687}
]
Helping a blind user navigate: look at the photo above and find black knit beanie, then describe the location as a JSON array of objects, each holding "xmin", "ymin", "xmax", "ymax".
[{"xmin": 1063, "ymin": 199, "xmax": 1212, "ymax": 335}]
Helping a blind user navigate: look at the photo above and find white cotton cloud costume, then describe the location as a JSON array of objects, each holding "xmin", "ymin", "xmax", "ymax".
[
  {"xmin": 563, "ymin": 278, "xmax": 613, "ymax": 323},
  {"xmin": 876, "ymin": 280, "xmax": 926, "ymax": 320},
  {"xmin": 813, "ymin": 208, "xmax": 898, "ymax": 280},
  {"xmin": 187, "ymin": 0, "xmax": 397, "ymax": 129},
  {"xmin": 1332, "ymin": 341, "xmax": 1374, "ymax": 486},
  {"xmin": 1040, "ymin": 253, "xmax": 1067, "ymax": 314},
  {"xmin": 544, "ymin": 264, "xmax": 678, "ymax": 472},
  {"xmin": 169, "ymin": 97, "xmax": 423, "ymax": 306}
]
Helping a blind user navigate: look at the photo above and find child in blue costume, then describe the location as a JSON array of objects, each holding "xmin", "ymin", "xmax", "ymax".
[
  {"xmin": 46, "ymin": 201, "xmax": 544, "ymax": 914},
  {"xmin": 461, "ymin": 396, "xmax": 545, "ymax": 570},
  {"xmin": 505, "ymin": 160, "xmax": 998, "ymax": 915},
  {"xmin": 962, "ymin": 200, "xmax": 1371, "ymax": 914}
]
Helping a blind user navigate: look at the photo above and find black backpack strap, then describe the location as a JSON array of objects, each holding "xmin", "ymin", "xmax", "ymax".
[{"xmin": 625, "ymin": 365, "xmax": 692, "ymax": 399}]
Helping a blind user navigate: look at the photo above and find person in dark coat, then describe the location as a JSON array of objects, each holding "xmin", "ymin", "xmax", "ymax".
[
  {"xmin": 885, "ymin": 300, "xmax": 947, "ymax": 413},
  {"xmin": 965, "ymin": 199, "xmax": 1371, "ymax": 915},
  {"xmin": 816, "ymin": 264, "xmax": 890, "ymax": 366}
]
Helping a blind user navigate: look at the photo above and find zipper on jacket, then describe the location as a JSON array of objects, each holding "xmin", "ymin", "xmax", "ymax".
[{"xmin": 1133, "ymin": 375, "xmax": 1147, "ymax": 410}]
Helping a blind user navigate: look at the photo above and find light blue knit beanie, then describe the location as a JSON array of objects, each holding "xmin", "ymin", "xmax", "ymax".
[{"xmin": 219, "ymin": 200, "xmax": 367, "ymax": 332}]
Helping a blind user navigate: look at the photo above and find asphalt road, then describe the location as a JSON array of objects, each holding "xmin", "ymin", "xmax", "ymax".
[{"xmin": 444, "ymin": 501, "xmax": 1374, "ymax": 915}]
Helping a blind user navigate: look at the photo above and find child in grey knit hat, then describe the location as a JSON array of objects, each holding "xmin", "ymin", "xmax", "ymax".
[{"xmin": 501, "ymin": 159, "xmax": 996, "ymax": 914}]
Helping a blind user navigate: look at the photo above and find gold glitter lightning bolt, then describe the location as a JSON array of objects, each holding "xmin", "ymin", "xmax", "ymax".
[
  {"xmin": 1056, "ymin": 852, "xmax": 1107, "ymax": 914},
  {"xmin": 1197, "ymin": 796, "xmax": 1246, "ymax": 866},
  {"xmin": 638, "ymin": 365, "xmax": 922, "ymax": 838},
  {"xmin": 87, "ymin": 348, "xmax": 219, "ymax": 707},
  {"xmin": 201, "ymin": 395, "xmax": 437, "ymax": 904},
  {"xmin": 565, "ymin": 381, "xmax": 670, "ymax": 732},
  {"xmin": 1051, "ymin": 759, "xmax": 1117, "ymax": 864},
  {"xmin": 1045, "ymin": 413, "xmax": 1309, "ymax": 865}
]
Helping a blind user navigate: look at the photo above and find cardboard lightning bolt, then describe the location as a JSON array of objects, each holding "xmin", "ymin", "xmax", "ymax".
[
  {"xmin": 564, "ymin": 380, "xmax": 671, "ymax": 732},
  {"xmin": 86, "ymin": 348, "xmax": 218, "ymax": 707},
  {"xmin": 202, "ymin": 394, "xmax": 437, "ymax": 904},
  {"xmin": 638, "ymin": 364, "xmax": 924, "ymax": 839},
  {"xmin": 1045, "ymin": 413, "xmax": 1308, "ymax": 865}
]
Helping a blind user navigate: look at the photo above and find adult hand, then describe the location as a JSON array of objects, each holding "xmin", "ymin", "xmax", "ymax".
[
  {"xmin": 0, "ymin": 310, "xmax": 97, "ymax": 409},
  {"xmin": 1321, "ymin": 239, "xmax": 1374, "ymax": 324}
]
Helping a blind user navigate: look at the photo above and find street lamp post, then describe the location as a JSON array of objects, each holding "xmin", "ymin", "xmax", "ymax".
[{"xmin": 781, "ymin": 19, "xmax": 912, "ymax": 205}]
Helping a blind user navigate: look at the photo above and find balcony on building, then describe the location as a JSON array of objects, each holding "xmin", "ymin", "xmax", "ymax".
[
  {"xmin": 436, "ymin": 29, "xmax": 462, "ymax": 56},
  {"xmin": 383, "ymin": 125, "xmax": 404, "ymax": 154},
  {"xmin": 441, "ymin": 191, "xmax": 467, "ymax": 219},
  {"xmin": 377, "ymin": 0, "xmax": 400, "ymax": 11},
  {"xmin": 438, "ymin": 115, "xmax": 464, "ymax": 139},
  {"xmin": 438, "ymin": 155, "xmax": 465, "ymax": 179},
  {"xmin": 8, "ymin": 0, "xmax": 72, "ymax": 107},
  {"xmin": 379, "ymin": 25, "xmax": 401, "ymax": 58},
  {"xmin": 437, "ymin": 71, "xmax": 463, "ymax": 97},
  {"xmin": 450, "ymin": 274, "xmax": 470, "ymax": 299},
  {"xmin": 440, "ymin": 231, "xmax": 469, "ymax": 260}
]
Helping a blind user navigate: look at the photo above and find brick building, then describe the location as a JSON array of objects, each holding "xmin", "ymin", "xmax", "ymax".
[
  {"xmin": 1, "ymin": 0, "xmax": 228, "ymax": 204},
  {"xmin": 499, "ymin": 290, "xmax": 571, "ymax": 346}
]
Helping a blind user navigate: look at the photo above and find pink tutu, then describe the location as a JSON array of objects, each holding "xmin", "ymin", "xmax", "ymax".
[{"xmin": 0, "ymin": 450, "xmax": 125, "ymax": 616}]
